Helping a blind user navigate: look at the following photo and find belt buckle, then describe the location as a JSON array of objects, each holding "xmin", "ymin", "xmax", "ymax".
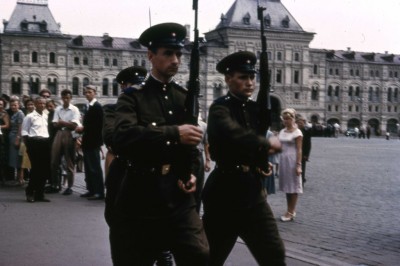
[
  {"xmin": 161, "ymin": 164, "xmax": 171, "ymax": 175},
  {"xmin": 241, "ymin": 165, "xmax": 250, "ymax": 172}
]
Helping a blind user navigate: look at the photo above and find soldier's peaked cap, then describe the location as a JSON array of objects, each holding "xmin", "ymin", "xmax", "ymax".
[
  {"xmin": 216, "ymin": 51, "xmax": 257, "ymax": 74},
  {"xmin": 139, "ymin": 23, "xmax": 186, "ymax": 48},
  {"xmin": 116, "ymin": 66, "xmax": 147, "ymax": 85}
]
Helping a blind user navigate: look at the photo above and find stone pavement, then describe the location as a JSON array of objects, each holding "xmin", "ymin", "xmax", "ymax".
[{"xmin": 1, "ymin": 136, "xmax": 399, "ymax": 265}]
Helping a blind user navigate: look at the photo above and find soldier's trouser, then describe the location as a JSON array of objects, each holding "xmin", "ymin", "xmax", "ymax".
[
  {"xmin": 203, "ymin": 201, "xmax": 286, "ymax": 266},
  {"xmin": 108, "ymin": 206, "xmax": 209, "ymax": 266}
]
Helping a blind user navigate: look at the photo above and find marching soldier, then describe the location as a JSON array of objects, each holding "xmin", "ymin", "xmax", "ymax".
[
  {"xmin": 202, "ymin": 51, "xmax": 286, "ymax": 265},
  {"xmin": 110, "ymin": 23, "xmax": 209, "ymax": 265}
]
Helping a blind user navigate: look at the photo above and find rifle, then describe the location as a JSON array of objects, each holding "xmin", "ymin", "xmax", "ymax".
[
  {"xmin": 256, "ymin": 0, "xmax": 271, "ymax": 136},
  {"xmin": 184, "ymin": 0, "xmax": 200, "ymax": 126}
]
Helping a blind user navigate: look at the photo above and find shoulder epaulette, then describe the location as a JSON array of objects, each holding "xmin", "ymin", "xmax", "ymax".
[
  {"xmin": 213, "ymin": 95, "xmax": 230, "ymax": 104},
  {"xmin": 172, "ymin": 81, "xmax": 188, "ymax": 92},
  {"xmin": 123, "ymin": 84, "xmax": 144, "ymax": 95}
]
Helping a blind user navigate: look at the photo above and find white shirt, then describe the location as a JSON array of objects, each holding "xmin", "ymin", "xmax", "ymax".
[
  {"xmin": 21, "ymin": 110, "xmax": 49, "ymax": 138},
  {"xmin": 53, "ymin": 104, "xmax": 81, "ymax": 126}
]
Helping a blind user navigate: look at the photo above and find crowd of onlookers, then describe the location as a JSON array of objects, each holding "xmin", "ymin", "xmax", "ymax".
[{"xmin": 0, "ymin": 89, "xmax": 87, "ymax": 197}]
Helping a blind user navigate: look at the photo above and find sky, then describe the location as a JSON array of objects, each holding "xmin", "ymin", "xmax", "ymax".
[{"xmin": 1, "ymin": 0, "xmax": 399, "ymax": 54}]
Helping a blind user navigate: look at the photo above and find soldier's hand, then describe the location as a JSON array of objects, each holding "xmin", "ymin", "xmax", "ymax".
[
  {"xmin": 178, "ymin": 124, "xmax": 203, "ymax": 145},
  {"xmin": 267, "ymin": 136, "xmax": 282, "ymax": 154},
  {"xmin": 177, "ymin": 174, "xmax": 197, "ymax": 193}
]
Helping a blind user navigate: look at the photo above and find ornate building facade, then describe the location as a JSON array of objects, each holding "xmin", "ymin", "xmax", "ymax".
[{"xmin": 1, "ymin": 0, "xmax": 399, "ymax": 133}]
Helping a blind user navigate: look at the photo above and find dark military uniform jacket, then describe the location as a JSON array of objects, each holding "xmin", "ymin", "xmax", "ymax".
[
  {"xmin": 113, "ymin": 75, "xmax": 197, "ymax": 216},
  {"xmin": 202, "ymin": 92, "xmax": 271, "ymax": 209}
]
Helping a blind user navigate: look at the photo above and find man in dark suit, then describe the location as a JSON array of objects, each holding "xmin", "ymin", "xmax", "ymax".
[
  {"xmin": 77, "ymin": 85, "xmax": 104, "ymax": 200},
  {"xmin": 296, "ymin": 114, "xmax": 312, "ymax": 186}
]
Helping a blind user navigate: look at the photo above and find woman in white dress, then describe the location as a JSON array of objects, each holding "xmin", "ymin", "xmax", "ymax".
[{"xmin": 278, "ymin": 108, "xmax": 303, "ymax": 222}]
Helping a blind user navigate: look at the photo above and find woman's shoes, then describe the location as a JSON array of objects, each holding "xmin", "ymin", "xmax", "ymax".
[{"xmin": 280, "ymin": 212, "xmax": 296, "ymax": 222}]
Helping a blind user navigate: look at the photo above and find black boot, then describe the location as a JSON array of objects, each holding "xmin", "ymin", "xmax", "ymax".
[{"xmin": 156, "ymin": 250, "xmax": 173, "ymax": 266}]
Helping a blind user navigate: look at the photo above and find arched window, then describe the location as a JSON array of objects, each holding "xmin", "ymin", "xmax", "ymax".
[
  {"xmin": 355, "ymin": 86, "xmax": 360, "ymax": 97},
  {"xmin": 313, "ymin": 64, "xmax": 318, "ymax": 75},
  {"xmin": 102, "ymin": 78, "xmax": 109, "ymax": 96},
  {"xmin": 294, "ymin": 53, "xmax": 300, "ymax": 62},
  {"xmin": 348, "ymin": 86, "xmax": 353, "ymax": 97},
  {"xmin": 112, "ymin": 79, "xmax": 119, "ymax": 96},
  {"xmin": 327, "ymin": 85, "xmax": 333, "ymax": 97},
  {"xmin": 11, "ymin": 77, "xmax": 22, "ymax": 94},
  {"xmin": 388, "ymin": 87, "xmax": 393, "ymax": 102},
  {"xmin": 311, "ymin": 86, "xmax": 319, "ymax": 101},
  {"xmin": 213, "ymin": 83, "xmax": 223, "ymax": 99},
  {"xmin": 72, "ymin": 77, "xmax": 79, "ymax": 95},
  {"xmin": 335, "ymin": 86, "xmax": 340, "ymax": 97},
  {"xmin": 375, "ymin": 87, "xmax": 380, "ymax": 101},
  {"xmin": 29, "ymin": 77, "xmax": 40, "ymax": 94},
  {"xmin": 13, "ymin": 51, "xmax": 20, "ymax": 62},
  {"xmin": 49, "ymin": 52, "xmax": 56, "ymax": 64},
  {"xmin": 83, "ymin": 77, "xmax": 90, "ymax": 87},
  {"xmin": 47, "ymin": 78, "xmax": 57, "ymax": 95},
  {"xmin": 368, "ymin": 87, "xmax": 373, "ymax": 101},
  {"xmin": 394, "ymin": 88, "xmax": 399, "ymax": 102},
  {"xmin": 32, "ymin": 51, "xmax": 38, "ymax": 63}
]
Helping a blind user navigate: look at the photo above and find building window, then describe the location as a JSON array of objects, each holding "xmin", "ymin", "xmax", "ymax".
[
  {"xmin": 294, "ymin": 53, "xmax": 299, "ymax": 62},
  {"xmin": 368, "ymin": 87, "xmax": 373, "ymax": 101},
  {"xmin": 282, "ymin": 15, "xmax": 290, "ymax": 28},
  {"xmin": 83, "ymin": 57, "xmax": 88, "ymax": 65},
  {"xmin": 375, "ymin": 106, "xmax": 379, "ymax": 112},
  {"xmin": 49, "ymin": 52, "xmax": 56, "ymax": 64},
  {"xmin": 276, "ymin": 69, "xmax": 282, "ymax": 83},
  {"xmin": 335, "ymin": 69, "xmax": 339, "ymax": 75},
  {"xmin": 375, "ymin": 70, "xmax": 379, "ymax": 77},
  {"xmin": 277, "ymin": 52, "xmax": 282, "ymax": 61},
  {"xmin": 134, "ymin": 59, "xmax": 138, "ymax": 66},
  {"xmin": 11, "ymin": 77, "xmax": 21, "ymax": 94},
  {"xmin": 328, "ymin": 105, "xmax": 331, "ymax": 112},
  {"xmin": 335, "ymin": 105, "xmax": 339, "ymax": 112},
  {"xmin": 328, "ymin": 86, "xmax": 333, "ymax": 97},
  {"xmin": 389, "ymin": 71, "xmax": 393, "ymax": 78},
  {"xmin": 311, "ymin": 86, "xmax": 318, "ymax": 101},
  {"xmin": 335, "ymin": 86, "xmax": 340, "ymax": 97},
  {"xmin": 102, "ymin": 78, "xmax": 109, "ymax": 96},
  {"xmin": 13, "ymin": 51, "xmax": 20, "ymax": 62},
  {"xmin": 29, "ymin": 77, "xmax": 40, "ymax": 94},
  {"xmin": 47, "ymin": 78, "xmax": 57, "ymax": 95},
  {"xmin": 294, "ymin": 70, "xmax": 299, "ymax": 84},
  {"xmin": 83, "ymin": 78, "xmax": 90, "ymax": 88},
  {"xmin": 294, "ymin": 92, "xmax": 299, "ymax": 99},
  {"xmin": 74, "ymin": 57, "xmax": 80, "ymax": 65},
  {"xmin": 356, "ymin": 69, "xmax": 360, "ymax": 76},
  {"xmin": 112, "ymin": 79, "xmax": 119, "ymax": 96},
  {"xmin": 141, "ymin": 60, "xmax": 146, "ymax": 67},
  {"xmin": 395, "ymin": 72, "xmax": 398, "ymax": 78},
  {"xmin": 32, "ymin": 52, "xmax": 38, "ymax": 63},
  {"xmin": 104, "ymin": 58, "xmax": 110, "ymax": 66},
  {"xmin": 72, "ymin": 77, "xmax": 79, "ymax": 95},
  {"xmin": 368, "ymin": 105, "xmax": 372, "ymax": 112},
  {"xmin": 348, "ymin": 106, "xmax": 352, "ymax": 112},
  {"xmin": 267, "ymin": 52, "xmax": 272, "ymax": 60},
  {"xmin": 348, "ymin": 86, "xmax": 353, "ymax": 98},
  {"xmin": 242, "ymin": 13, "xmax": 251, "ymax": 25},
  {"xmin": 112, "ymin": 59, "xmax": 118, "ymax": 66},
  {"xmin": 264, "ymin": 14, "xmax": 271, "ymax": 27},
  {"xmin": 213, "ymin": 83, "xmax": 223, "ymax": 99},
  {"xmin": 350, "ymin": 69, "xmax": 354, "ymax": 76},
  {"xmin": 394, "ymin": 88, "xmax": 398, "ymax": 102},
  {"xmin": 375, "ymin": 87, "xmax": 380, "ymax": 101},
  {"xmin": 355, "ymin": 86, "xmax": 360, "ymax": 97},
  {"xmin": 388, "ymin": 87, "xmax": 392, "ymax": 102},
  {"xmin": 388, "ymin": 106, "xmax": 392, "ymax": 112},
  {"xmin": 313, "ymin": 64, "xmax": 318, "ymax": 75},
  {"xmin": 329, "ymin": 68, "xmax": 333, "ymax": 75},
  {"xmin": 370, "ymin": 70, "xmax": 374, "ymax": 77}
]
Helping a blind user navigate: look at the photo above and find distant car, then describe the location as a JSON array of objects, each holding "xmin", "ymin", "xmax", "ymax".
[{"xmin": 345, "ymin": 128, "xmax": 356, "ymax": 137}]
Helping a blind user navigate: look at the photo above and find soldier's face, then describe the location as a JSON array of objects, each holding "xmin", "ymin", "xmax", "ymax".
[
  {"xmin": 84, "ymin": 89, "xmax": 96, "ymax": 102},
  {"xmin": 148, "ymin": 47, "xmax": 182, "ymax": 81},
  {"xmin": 225, "ymin": 72, "xmax": 255, "ymax": 99}
]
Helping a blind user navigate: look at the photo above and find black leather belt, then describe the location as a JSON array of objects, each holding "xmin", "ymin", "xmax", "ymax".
[
  {"xmin": 126, "ymin": 161, "xmax": 172, "ymax": 176},
  {"xmin": 216, "ymin": 164, "xmax": 251, "ymax": 173}
]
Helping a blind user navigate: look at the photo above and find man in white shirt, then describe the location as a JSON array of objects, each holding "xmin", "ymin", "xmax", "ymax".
[
  {"xmin": 49, "ymin": 89, "xmax": 81, "ymax": 195},
  {"xmin": 22, "ymin": 97, "xmax": 51, "ymax": 202}
]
